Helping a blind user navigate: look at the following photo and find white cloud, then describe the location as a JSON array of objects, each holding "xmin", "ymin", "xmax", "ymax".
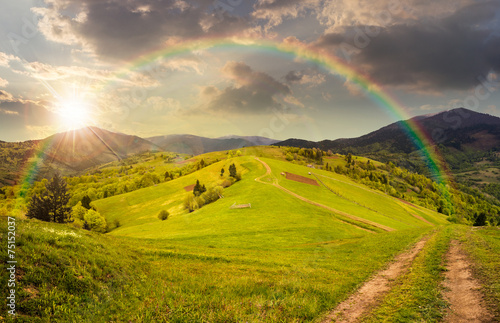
[
  {"xmin": 0, "ymin": 52, "xmax": 19, "ymax": 68},
  {"xmin": 0, "ymin": 109, "xmax": 19, "ymax": 115},
  {"xmin": 252, "ymin": 0, "xmax": 321, "ymax": 30},
  {"xmin": 0, "ymin": 78, "xmax": 9, "ymax": 88},
  {"xmin": 317, "ymin": 0, "xmax": 474, "ymax": 32}
]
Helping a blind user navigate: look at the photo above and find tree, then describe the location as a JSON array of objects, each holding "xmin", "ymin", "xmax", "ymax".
[
  {"xmin": 81, "ymin": 195, "xmax": 92, "ymax": 209},
  {"xmin": 193, "ymin": 180, "xmax": 202, "ymax": 196},
  {"xmin": 220, "ymin": 168, "xmax": 225, "ymax": 177},
  {"xmin": 26, "ymin": 173, "xmax": 71, "ymax": 223},
  {"xmin": 346, "ymin": 153, "xmax": 353, "ymax": 164},
  {"xmin": 158, "ymin": 210, "xmax": 169, "ymax": 221},
  {"xmin": 229, "ymin": 163, "xmax": 237, "ymax": 178}
]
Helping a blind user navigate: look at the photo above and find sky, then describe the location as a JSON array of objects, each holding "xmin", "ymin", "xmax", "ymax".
[{"xmin": 0, "ymin": 0, "xmax": 500, "ymax": 142}]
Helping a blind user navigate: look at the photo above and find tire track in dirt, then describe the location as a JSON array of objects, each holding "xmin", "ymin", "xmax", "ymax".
[
  {"xmin": 321, "ymin": 234, "xmax": 432, "ymax": 323},
  {"xmin": 443, "ymin": 240, "xmax": 494, "ymax": 323},
  {"xmin": 254, "ymin": 158, "xmax": 394, "ymax": 233}
]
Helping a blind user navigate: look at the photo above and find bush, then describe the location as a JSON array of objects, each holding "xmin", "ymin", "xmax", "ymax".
[
  {"xmin": 201, "ymin": 187, "xmax": 219, "ymax": 204},
  {"xmin": 84, "ymin": 209, "xmax": 107, "ymax": 233},
  {"xmin": 158, "ymin": 210, "xmax": 169, "ymax": 221},
  {"xmin": 184, "ymin": 194, "xmax": 199, "ymax": 213},
  {"xmin": 222, "ymin": 179, "xmax": 232, "ymax": 188},
  {"xmin": 195, "ymin": 195, "xmax": 206, "ymax": 208},
  {"xmin": 71, "ymin": 202, "xmax": 87, "ymax": 221}
]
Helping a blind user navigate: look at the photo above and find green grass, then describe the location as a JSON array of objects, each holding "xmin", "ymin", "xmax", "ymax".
[
  {"xmin": 363, "ymin": 226, "xmax": 452, "ymax": 322},
  {"xmin": 261, "ymin": 158, "xmax": 443, "ymax": 230},
  {"xmin": 457, "ymin": 226, "xmax": 500, "ymax": 320},
  {"xmin": 96, "ymin": 156, "xmax": 371, "ymax": 247},
  {"xmin": 3, "ymin": 148, "xmax": 455, "ymax": 321},
  {"xmin": 0, "ymin": 218, "xmax": 151, "ymax": 322},
  {"xmin": 1, "ymin": 216, "xmax": 435, "ymax": 322}
]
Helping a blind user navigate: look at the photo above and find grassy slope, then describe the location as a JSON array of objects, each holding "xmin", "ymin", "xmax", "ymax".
[
  {"xmin": 1, "ymin": 217, "xmax": 434, "ymax": 322},
  {"xmin": 0, "ymin": 218, "xmax": 151, "ymax": 322},
  {"xmin": 262, "ymin": 157, "xmax": 444, "ymax": 230},
  {"xmin": 95, "ymin": 156, "xmax": 371, "ymax": 246},
  {"xmin": 5, "ymin": 148, "xmax": 452, "ymax": 321}
]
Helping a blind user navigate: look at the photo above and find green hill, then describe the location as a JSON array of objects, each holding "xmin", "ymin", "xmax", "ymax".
[{"xmin": 8, "ymin": 146, "xmax": 500, "ymax": 321}]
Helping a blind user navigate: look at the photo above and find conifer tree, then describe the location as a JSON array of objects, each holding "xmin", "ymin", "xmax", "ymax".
[{"xmin": 26, "ymin": 173, "xmax": 71, "ymax": 223}]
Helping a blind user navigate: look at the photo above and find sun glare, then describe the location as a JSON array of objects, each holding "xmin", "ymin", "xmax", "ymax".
[{"xmin": 56, "ymin": 99, "xmax": 91, "ymax": 130}]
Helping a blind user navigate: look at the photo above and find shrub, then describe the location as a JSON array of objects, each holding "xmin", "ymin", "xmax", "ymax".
[
  {"xmin": 71, "ymin": 202, "xmax": 87, "ymax": 221},
  {"xmin": 222, "ymin": 179, "xmax": 232, "ymax": 188},
  {"xmin": 184, "ymin": 194, "xmax": 199, "ymax": 213},
  {"xmin": 158, "ymin": 210, "xmax": 169, "ymax": 221},
  {"xmin": 195, "ymin": 195, "xmax": 206, "ymax": 208},
  {"xmin": 84, "ymin": 209, "xmax": 107, "ymax": 233}
]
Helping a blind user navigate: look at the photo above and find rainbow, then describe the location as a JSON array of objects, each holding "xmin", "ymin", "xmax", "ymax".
[
  {"xmin": 12, "ymin": 36, "xmax": 454, "ymax": 216},
  {"xmin": 103, "ymin": 37, "xmax": 453, "ymax": 186}
]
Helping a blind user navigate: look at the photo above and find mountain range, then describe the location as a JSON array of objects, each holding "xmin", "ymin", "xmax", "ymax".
[
  {"xmin": 275, "ymin": 108, "xmax": 500, "ymax": 174},
  {"xmin": 275, "ymin": 108, "xmax": 500, "ymax": 155},
  {"xmin": 146, "ymin": 134, "xmax": 279, "ymax": 156},
  {"xmin": 1, "ymin": 108, "xmax": 499, "ymax": 186}
]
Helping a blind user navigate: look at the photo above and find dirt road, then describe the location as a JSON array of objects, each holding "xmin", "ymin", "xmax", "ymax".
[
  {"xmin": 443, "ymin": 240, "xmax": 494, "ymax": 322},
  {"xmin": 321, "ymin": 235, "xmax": 431, "ymax": 322}
]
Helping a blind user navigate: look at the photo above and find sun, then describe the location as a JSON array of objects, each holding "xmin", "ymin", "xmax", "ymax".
[{"xmin": 56, "ymin": 99, "xmax": 91, "ymax": 130}]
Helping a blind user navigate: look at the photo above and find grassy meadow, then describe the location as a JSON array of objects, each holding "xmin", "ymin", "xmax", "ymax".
[{"xmin": 2, "ymin": 146, "xmax": 473, "ymax": 322}]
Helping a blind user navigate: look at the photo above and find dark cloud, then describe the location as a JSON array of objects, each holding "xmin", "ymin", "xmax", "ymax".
[
  {"xmin": 203, "ymin": 61, "xmax": 290, "ymax": 113},
  {"xmin": 314, "ymin": 1, "xmax": 500, "ymax": 91},
  {"xmin": 35, "ymin": 0, "xmax": 251, "ymax": 61},
  {"xmin": 285, "ymin": 70, "xmax": 303, "ymax": 83}
]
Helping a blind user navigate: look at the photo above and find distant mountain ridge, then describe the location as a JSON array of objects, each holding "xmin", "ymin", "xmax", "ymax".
[
  {"xmin": 41, "ymin": 127, "xmax": 160, "ymax": 173},
  {"xmin": 146, "ymin": 134, "xmax": 279, "ymax": 155},
  {"xmin": 1, "ymin": 108, "xmax": 499, "ymax": 186},
  {"xmin": 0, "ymin": 129, "xmax": 280, "ymax": 185},
  {"xmin": 275, "ymin": 108, "xmax": 500, "ymax": 156}
]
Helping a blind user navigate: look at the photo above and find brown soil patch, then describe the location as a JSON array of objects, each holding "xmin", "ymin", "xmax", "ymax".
[
  {"xmin": 322, "ymin": 235, "xmax": 430, "ymax": 322},
  {"xmin": 443, "ymin": 240, "xmax": 493, "ymax": 323},
  {"xmin": 184, "ymin": 184, "xmax": 195, "ymax": 192},
  {"xmin": 285, "ymin": 172, "xmax": 319, "ymax": 186}
]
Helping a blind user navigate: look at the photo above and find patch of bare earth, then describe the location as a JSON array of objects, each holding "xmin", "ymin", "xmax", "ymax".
[
  {"xmin": 285, "ymin": 172, "xmax": 319, "ymax": 186},
  {"xmin": 322, "ymin": 235, "xmax": 430, "ymax": 322},
  {"xmin": 443, "ymin": 240, "xmax": 493, "ymax": 323},
  {"xmin": 183, "ymin": 184, "xmax": 195, "ymax": 192}
]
